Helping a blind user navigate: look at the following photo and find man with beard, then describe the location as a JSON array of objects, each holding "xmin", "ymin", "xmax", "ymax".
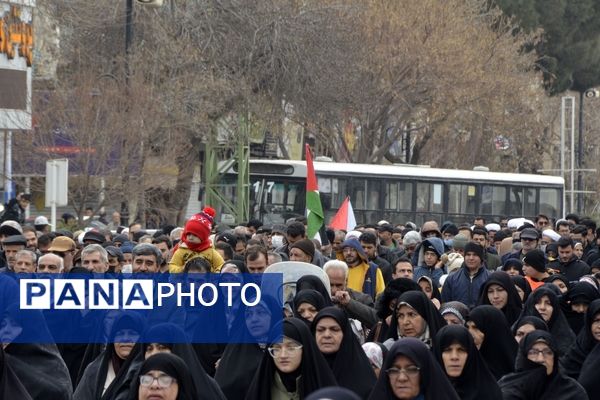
[{"xmin": 337, "ymin": 237, "xmax": 385, "ymax": 301}]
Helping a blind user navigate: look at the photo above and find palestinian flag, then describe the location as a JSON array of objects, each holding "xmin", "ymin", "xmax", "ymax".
[
  {"xmin": 305, "ymin": 144, "xmax": 324, "ymax": 239},
  {"xmin": 329, "ymin": 196, "xmax": 357, "ymax": 231}
]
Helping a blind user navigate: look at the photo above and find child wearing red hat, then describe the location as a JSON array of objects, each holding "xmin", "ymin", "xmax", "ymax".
[{"xmin": 168, "ymin": 206, "xmax": 224, "ymax": 273}]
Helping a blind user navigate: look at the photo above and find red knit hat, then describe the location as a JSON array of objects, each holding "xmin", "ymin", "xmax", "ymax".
[{"xmin": 181, "ymin": 206, "xmax": 216, "ymax": 252}]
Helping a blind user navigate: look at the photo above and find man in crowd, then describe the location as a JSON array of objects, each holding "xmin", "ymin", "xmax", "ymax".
[
  {"xmin": 36, "ymin": 253, "xmax": 64, "ymax": 274},
  {"xmin": 546, "ymin": 237, "xmax": 590, "ymax": 281},
  {"xmin": 324, "ymin": 259, "xmax": 377, "ymax": 329},
  {"xmin": 22, "ymin": 226, "xmax": 38, "ymax": 252},
  {"xmin": 471, "ymin": 227, "xmax": 501, "ymax": 270},
  {"xmin": 441, "ymin": 242, "xmax": 490, "ymax": 308},
  {"xmin": 81, "ymin": 244, "xmax": 110, "ymax": 273},
  {"xmin": 48, "ymin": 236, "xmax": 77, "ymax": 272},
  {"xmin": 245, "ymin": 245, "xmax": 269, "ymax": 274},
  {"xmin": 522, "ymin": 249, "xmax": 550, "ymax": 290},
  {"xmin": 131, "ymin": 243, "xmax": 162, "ymax": 273},
  {"xmin": 152, "ymin": 235, "xmax": 173, "ymax": 271},
  {"xmin": 289, "ymin": 239, "xmax": 316, "ymax": 264},
  {"xmin": 1, "ymin": 235, "xmax": 27, "ymax": 271},
  {"xmin": 13, "ymin": 249, "xmax": 37, "ymax": 273},
  {"xmin": 391, "ymin": 257, "xmax": 414, "ymax": 280},
  {"xmin": 503, "ymin": 227, "xmax": 540, "ymax": 263},
  {"xmin": 338, "ymin": 237, "xmax": 385, "ymax": 301},
  {"xmin": 413, "ymin": 237, "xmax": 445, "ymax": 286},
  {"xmin": 359, "ymin": 232, "xmax": 392, "ymax": 283}
]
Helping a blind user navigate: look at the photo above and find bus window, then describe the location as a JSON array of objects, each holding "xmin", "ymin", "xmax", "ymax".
[
  {"xmin": 385, "ymin": 182, "xmax": 398, "ymax": 210},
  {"xmin": 524, "ymin": 188, "xmax": 536, "ymax": 216},
  {"xmin": 509, "ymin": 187, "xmax": 524, "ymax": 216},
  {"xmin": 416, "ymin": 183, "xmax": 429, "ymax": 212},
  {"xmin": 331, "ymin": 178, "xmax": 348, "ymax": 210},
  {"xmin": 481, "ymin": 185, "xmax": 506, "ymax": 215},
  {"xmin": 399, "ymin": 181, "xmax": 413, "ymax": 211},
  {"xmin": 353, "ymin": 179, "xmax": 367, "ymax": 209},
  {"xmin": 448, "ymin": 184, "xmax": 477, "ymax": 215},
  {"xmin": 318, "ymin": 177, "xmax": 332, "ymax": 211},
  {"xmin": 539, "ymin": 188, "xmax": 560, "ymax": 218},
  {"xmin": 367, "ymin": 180, "xmax": 381, "ymax": 210},
  {"xmin": 416, "ymin": 182, "xmax": 443, "ymax": 213}
]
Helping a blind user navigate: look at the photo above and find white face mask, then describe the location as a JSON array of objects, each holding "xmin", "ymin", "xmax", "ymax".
[{"xmin": 271, "ymin": 235, "xmax": 284, "ymax": 248}]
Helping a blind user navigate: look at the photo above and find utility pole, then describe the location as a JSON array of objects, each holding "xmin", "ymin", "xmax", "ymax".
[{"xmin": 577, "ymin": 91, "xmax": 584, "ymax": 213}]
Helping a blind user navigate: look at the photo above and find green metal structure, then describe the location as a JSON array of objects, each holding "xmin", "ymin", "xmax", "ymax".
[{"xmin": 202, "ymin": 117, "xmax": 250, "ymax": 224}]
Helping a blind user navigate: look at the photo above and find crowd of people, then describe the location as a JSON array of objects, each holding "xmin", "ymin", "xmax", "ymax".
[{"xmin": 1, "ymin": 204, "xmax": 600, "ymax": 399}]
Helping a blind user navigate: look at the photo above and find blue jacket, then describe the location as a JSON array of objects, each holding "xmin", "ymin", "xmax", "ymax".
[
  {"xmin": 413, "ymin": 238, "xmax": 446, "ymax": 287},
  {"xmin": 441, "ymin": 264, "xmax": 490, "ymax": 308}
]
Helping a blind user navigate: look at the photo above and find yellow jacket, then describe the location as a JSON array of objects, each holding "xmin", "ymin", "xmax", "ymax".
[{"xmin": 168, "ymin": 244, "xmax": 224, "ymax": 273}]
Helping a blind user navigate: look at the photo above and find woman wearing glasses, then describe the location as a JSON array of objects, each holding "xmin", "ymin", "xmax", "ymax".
[
  {"xmin": 246, "ymin": 318, "xmax": 336, "ymax": 399},
  {"xmin": 134, "ymin": 353, "xmax": 197, "ymax": 400},
  {"xmin": 498, "ymin": 330, "xmax": 588, "ymax": 399},
  {"xmin": 140, "ymin": 323, "xmax": 225, "ymax": 400},
  {"xmin": 433, "ymin": 325, "xmax": 502, "ymax": 400},
  {"xmin": 519, "ymin": 286, "xmax": 576, "ymax": 355},
  {"xmin": 369, "ymin": 337, "xmax": 459, "ymax": 400}
]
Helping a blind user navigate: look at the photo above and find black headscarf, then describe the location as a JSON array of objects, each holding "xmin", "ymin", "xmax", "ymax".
[
  {"xmin": 0, "ymin": 345, "xmax": 33, "ymax": 400},
  {"xmin": 560, "ymin": 298, "xmax": 600, "ymax": 379},
  {"xmin": 386, "ymin": 290, "xmax": 446, "ymax": 346},
  {"xmin": 511, "ymin": 275, "xmax": 532, "ymax": 302},
  {"xmin": 468, "ymin": 305, "xmax": 517, "ymax": 380},
  {"xmin": 512, "ymin": 316, "xmax": 548, "ymax": 335},
  {"xmin": 3, "ymin": 305, "xmax": 72, "ymax": 400},
  {"xmin": 246, "ymin": 318, "xmax": 337, "ymax": 399},
  {"xmin": 433, "ymin": 325, "xmax": 502, "ymax": 400},
  {"xmin": 306, "ymin": 386, "xmax": 361, "ymax": 400},
  {"xmin": 546, "ymin": 274, "xmax": 572, "ymax": 293},
  {"xmin": 578, "ymin": 340, "xmax": 600, "ymax": 398},
  {"xmin": 502, "ymin": 258, "xmax": 524, "ymax": 275},
  {"xmin": 417, "ymin": 275, "xmax": 441, "ymax": 302},
  {"xmin": 293, "ymin": 289, "xmax": 327, "ymax": 326},
  {"xmin": 375, "ymin": 278, "xmax": 422, "ymax": 320},
  {"xmin": 140, "ymin": 324, "xmax": 225, "ymax": 400},
  {"xmin": 478, "ymin": 271, "xmax": 523, "ymax": 326},
  {"xmin": 368, "ymin": 337, "xmax": 460, "ymax": 400},
  {"xmin": 520, "ymin": 286, "xmax": 575, "ymax": 355},
  {"xmin": 369, "ymin": 278, "xmax": 422, "ymax": 343},
  {"xmin": 498, "ymin": 330, "xmax": 588, "ymax": 400},
  {"xmin": 565, "ymin": 282, "xmax": 600, "ymax": 334},
  {"xmin": 296, "ymin": 275, "xmax": 333, "ymax": 307},
  {"xmin": 214, "ymin": 295, "xmax": 283, "ymax": 399},
  {"xmin": 133, "ymin": 353, "xmax": 198, "ymax": 400},
  {"xmin": 74, "ymin": 311, "xmax": 145, "ymax": 400},
  {"xmin": 311, "ymin": 307, "xmax": 376, "ymax": 399}
]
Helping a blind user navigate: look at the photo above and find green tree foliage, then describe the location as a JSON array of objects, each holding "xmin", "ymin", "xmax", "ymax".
[{"xmin": 495, "ymin": 0, "xmax": 600, "ymax": 93}]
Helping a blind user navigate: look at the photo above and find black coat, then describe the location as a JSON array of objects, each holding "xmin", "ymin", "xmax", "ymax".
[{"xmin": 547, "ymin": 257, "xmax": 590, "ymax": 282}]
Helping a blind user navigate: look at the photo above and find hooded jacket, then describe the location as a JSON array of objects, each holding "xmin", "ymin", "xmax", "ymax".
[
  {"xmin": 336, "ymin": 238, "xmax": 384, "ymax": 300},
  {"xmin": 413, "ymin": 237, "xmax": 446, "ymax": 287}
]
